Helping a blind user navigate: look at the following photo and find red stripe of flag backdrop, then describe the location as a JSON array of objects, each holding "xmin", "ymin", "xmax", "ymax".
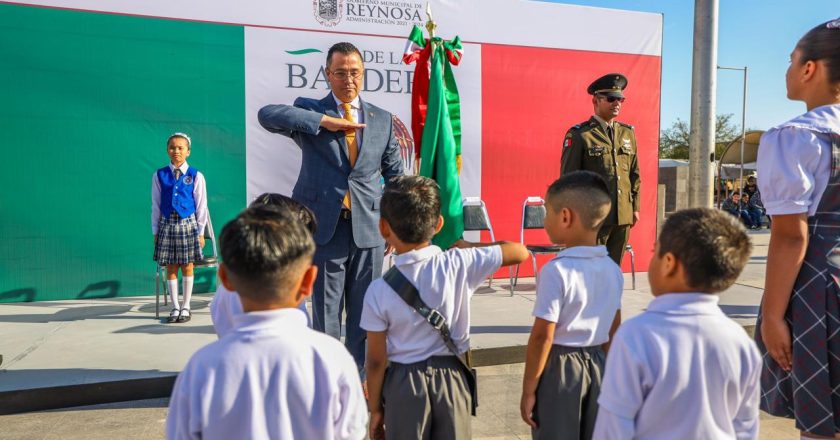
[{"xmin": 480, "ymin": 44, "xmax": 661, "ymax": 278}]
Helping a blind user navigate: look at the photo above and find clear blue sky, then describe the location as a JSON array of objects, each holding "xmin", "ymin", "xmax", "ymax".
[{"xmin": 542, "ymin": 0, "xmax": 837, "ymax": 133}]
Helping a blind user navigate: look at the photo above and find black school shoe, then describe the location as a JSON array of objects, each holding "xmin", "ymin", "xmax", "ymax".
[
  {"xmin": 177, "ymin": 308, "xmax": 191, "ymax": 323},
  {"xmin": 167, "ymin": 308, "xmax": 180, "ymax": 324}
]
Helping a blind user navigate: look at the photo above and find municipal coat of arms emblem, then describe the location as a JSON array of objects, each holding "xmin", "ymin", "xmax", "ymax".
[{"xmin": 313, "ymin": 0, "xmax": 343, "ymax": 27}]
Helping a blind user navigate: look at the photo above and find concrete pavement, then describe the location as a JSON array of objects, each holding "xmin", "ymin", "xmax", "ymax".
[
  {"xmin": 0, "ymin": 362, "xmax": 797, "ymax": 440},
  {"xmin": 0, "ymin": 231, "xmax": 769, "ymax": 397},
  {"xmin": 0, "ymin": 229, "xmax": 798, "ymax": 437}
]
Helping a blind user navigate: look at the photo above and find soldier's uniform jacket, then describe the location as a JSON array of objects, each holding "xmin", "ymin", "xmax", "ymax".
[{"xmin": 560, "ymin": 116, "xmax": 641, "ymax": 226}]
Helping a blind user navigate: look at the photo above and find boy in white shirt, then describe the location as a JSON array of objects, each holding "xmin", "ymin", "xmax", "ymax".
[
  {"xmin": 593, "ymin": 208, "xmax": 761, "ymax": 439},
  {"xmin": 167, "ymin": 206, "xmax": 367, "ymax": 440},
  {"xmin": 520, "ymin": 171, "xmax": 623, "ymax": 440},
  {"xmin": 361, "ymin": 175, "xmax": 529, "ymax": 440},
  {"xmin": 210, "ymin": 193, "xmax": 315, "ymax": 337}
]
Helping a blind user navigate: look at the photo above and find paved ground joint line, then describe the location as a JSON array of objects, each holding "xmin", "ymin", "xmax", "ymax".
[{"xmin": 3, "ymin": 321, "xmax": 70, "ymax": 369}]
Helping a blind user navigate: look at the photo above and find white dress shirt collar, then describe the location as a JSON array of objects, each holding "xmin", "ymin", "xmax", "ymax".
[
  {"xmin": 332, "ymin": 93, "xmax": 364, "ymax": 126},
  {"xmin": 393, "ymin": 245, "xmax": 442, "ymax": 266},
  {"xmin": 168, "ymin": 161, "xmax": 189, "ymax": 174},
  {"xmin": 231, "ymin": 307, "xmax": 308, "ymax": 333},
  {"xmin": 555, "ymin": 245, "xmax": 608, "ymax": 259},
  {"xmin": 332, "ymin": 93, "xmax": 361, "ymax": 110},
  {"xmin": 775, "ymin": 103, "xmax": 840, "ymax": 134},
  {"xmin": 647, "ymin": 292, "xmax": 721, "ymax": 315}
]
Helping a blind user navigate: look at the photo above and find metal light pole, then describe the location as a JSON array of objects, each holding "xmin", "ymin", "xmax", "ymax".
[
  {"xmin": 717, "ymin": 65, "xmax": 748, "ymax": 207},
  {"xmin": 688, "ymin": 0, "xmax": 719, "ymax": 208}
]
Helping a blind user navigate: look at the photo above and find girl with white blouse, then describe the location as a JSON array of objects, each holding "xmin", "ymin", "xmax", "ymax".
[{"xmin": 755, "ymin": 18, "xmax": 840, "ymax": 440}]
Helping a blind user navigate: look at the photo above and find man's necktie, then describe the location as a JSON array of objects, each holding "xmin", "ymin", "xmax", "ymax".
[
  {"xmin": 341, "ymin": 102, "xmax": 359, "ymax": 210},
  {"xmin": 606, "ymin": 124, "xmax": 614, "ymax": 142},
  {"xmin": 173, "ymin": 168, "xmax": 182, "ymax": 180}
]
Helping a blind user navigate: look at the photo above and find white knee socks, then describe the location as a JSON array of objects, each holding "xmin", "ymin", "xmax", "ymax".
[
  {"xmin": 182, "ymin": 276, "xmax": 194, "ymax": 311},
  {"xmin": 167, "ymin": 279, "xmax": 180, "ymax": 310}
]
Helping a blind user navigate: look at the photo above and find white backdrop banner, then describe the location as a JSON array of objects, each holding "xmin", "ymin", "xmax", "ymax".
[
  {"xmin": 244, "ymin": 26, "xmax": 483, "ymax": 201},
  {"xmin": 9, "ymin": 0, "xmax": 662, "ymax": 55}
]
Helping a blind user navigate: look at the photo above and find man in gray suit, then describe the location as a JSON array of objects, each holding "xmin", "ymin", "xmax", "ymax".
[{"xmin": 258, "ymin": 42, "xmax": 403, "ymax": 371}]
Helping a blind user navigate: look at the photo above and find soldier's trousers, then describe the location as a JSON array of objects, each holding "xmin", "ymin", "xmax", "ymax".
[{"xmin": 597, "ymin": 224, "xmax": 630, "ymax": 265}]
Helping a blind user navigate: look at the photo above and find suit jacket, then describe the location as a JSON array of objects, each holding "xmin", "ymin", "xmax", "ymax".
[
  {"xmin": 258, "ymin": 94, "xmax": 403, "ymax": 248},
  {"xmin": 560, "ymin": 116, "xmax": 641, "ymax": 226}
]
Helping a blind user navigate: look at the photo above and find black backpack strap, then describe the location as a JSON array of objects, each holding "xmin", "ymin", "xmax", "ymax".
[{"xmin": 382, "ymin": 266, "xmax": 478, "ymax": 415}]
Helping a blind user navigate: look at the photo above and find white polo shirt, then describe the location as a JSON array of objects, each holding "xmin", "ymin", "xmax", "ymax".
[
  {"xmin": 532, "ymin": 245, "xmax": 623, "ymax": 347},
  {"xmin": 360, "ymin": 245, "xmax": 502, "ymax": 364},
  {"xmin": 593, "ymin": 293, "xmax": 761, "ymax": 440},
  {"xmin": 167, "ymin": 308, "xmax": 367, "ymax": 440},
  {"xmin": 210, "ymin": 284, "xmax": 309, "ymax": 338}
]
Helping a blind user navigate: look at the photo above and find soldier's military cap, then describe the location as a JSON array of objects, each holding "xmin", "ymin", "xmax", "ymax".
[{"xmin": 587, "ymin": 73, "xmax": 628, "ymax": 98}]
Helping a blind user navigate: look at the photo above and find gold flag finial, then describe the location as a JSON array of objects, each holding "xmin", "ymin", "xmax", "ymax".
[{"xmin": 425, "ymin": 2, "xmax": 437, "ymax": 39}]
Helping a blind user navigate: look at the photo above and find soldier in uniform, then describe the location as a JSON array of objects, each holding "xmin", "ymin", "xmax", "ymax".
[{"xmin": 560, "ymin": 73, "xmax": 641, "ymax": 265}]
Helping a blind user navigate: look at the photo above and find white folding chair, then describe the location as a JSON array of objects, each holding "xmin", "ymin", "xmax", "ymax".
[
  {"xmin": 512, "ymin": 197, "xmax": 564, "ymax": 288},
  {"xmin": 462, "ymin": 197, "xmax": 514, "ymax": 295}
]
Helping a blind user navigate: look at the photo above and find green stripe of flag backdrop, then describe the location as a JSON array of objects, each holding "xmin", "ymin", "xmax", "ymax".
[{"xmin": 0, "ymin": 4, "xmax": 245, "ymax": 302}]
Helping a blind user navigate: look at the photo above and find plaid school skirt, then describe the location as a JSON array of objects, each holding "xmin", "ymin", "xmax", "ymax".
[
  {"xmin": 755, "ymin": 219, "xmax": 840, "ymax": 436},
  {"xmin": 153, "ymin": 212, "xmax": 203, "ymax": 265}
]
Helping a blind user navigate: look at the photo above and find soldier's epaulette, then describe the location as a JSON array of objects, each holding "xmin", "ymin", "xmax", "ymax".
[{"xmin": 617, "ymin": 121, "xmax": 634, "ymax": 129}]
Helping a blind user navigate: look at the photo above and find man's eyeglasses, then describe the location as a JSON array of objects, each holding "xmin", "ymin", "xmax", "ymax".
[
  {"xmin": 330, "ymin": 70, "xmax": 363, "ymax": 80},
  {"xmin": 598, "ymin": 95, "xmax": 625, "ymax": 103}
]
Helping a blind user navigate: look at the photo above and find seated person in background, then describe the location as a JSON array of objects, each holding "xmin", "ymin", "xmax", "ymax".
[
  {"xmin": 210, "ymin": 193, "xmax": 316, "ymax": 337},
  {"xmin": 721, "ymin": 192, "xmax": 755, "ymax": 228},
  {"xmin": 742, "ymin": 175, "xmax": 759, "ymax": 198},
  {"xmin": 742, "ymin": 176, "xmax": 766, "ymax": 229},
  {"xmin": 167, "ymin": 206, "xmax": 367, "ymax": 440},
  {"xmin": 740, "ymin": 194, "xmax": 763, "ymax": 230}
]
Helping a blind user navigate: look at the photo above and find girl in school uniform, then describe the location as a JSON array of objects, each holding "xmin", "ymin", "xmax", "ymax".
[
  {"xmin": 755, "ymin": 18, "xmax": 840, "ymax": 439},
  {"xmin": 152, "ymin": 133, "xmax": 208, "ymax": 324}
]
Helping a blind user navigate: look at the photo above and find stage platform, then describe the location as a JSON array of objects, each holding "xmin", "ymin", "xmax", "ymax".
[{"xmin": 0, "ymin": 231, "xmax": 769, "ymax": 414}]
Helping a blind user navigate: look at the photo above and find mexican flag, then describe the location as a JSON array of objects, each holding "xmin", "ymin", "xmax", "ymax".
[{"xmin": 403, "ymin": 25, "xmax": 464, "ymax": 248}]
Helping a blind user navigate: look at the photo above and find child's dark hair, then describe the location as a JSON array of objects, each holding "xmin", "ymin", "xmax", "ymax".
[
  {"xmin": 220, "ymin": 206, "xmax": 315, "ymax": 301},
  {"xmin": 249, "ymin": 193, "xmax": 317, "ymax": 234},
  {"xmin": 327, "ymin": 42, "xmax": 363, "ymax": 67},
  {"xmin": 546, "ymin": 171, "xmax": 612, "ymax": 230},
  {"xmin": 381, "ymin": 176, "xmax": 441, "ymax": 244},
  {"xmin": 658, "ymin": 208, "xmax": 751, "ymax": 293},
  {"xmin": 798, "ymin": 19, "xmax": 840, "ymax": 85}
]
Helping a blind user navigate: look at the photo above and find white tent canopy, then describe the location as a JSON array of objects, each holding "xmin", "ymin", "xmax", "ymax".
[
  {"xmin": 659, "ymin": 159, "xmax": 688, "ymax": 168},
  {"xmin": 719, "ymin": 162, "xmax": 757, "ymax": 179}
]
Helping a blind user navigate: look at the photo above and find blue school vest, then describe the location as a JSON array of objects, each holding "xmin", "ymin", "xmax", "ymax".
[{"xmin": 157, "ymin": 166, "xmax": 198, "ymax": 218}]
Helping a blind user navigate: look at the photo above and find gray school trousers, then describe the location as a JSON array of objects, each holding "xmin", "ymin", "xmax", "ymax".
[
  {"xmin": 383, "ymin": 356, "xmax": 472, "ymax": 439},
  {"xmin": 533, "ymin": 345, "xmax": 605, "ymax": 440}
]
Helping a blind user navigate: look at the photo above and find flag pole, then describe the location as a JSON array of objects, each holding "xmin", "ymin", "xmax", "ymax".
[
  {"xmin": 425, "ymin": 2, "xmax": 436, "ymax": 40},
  {"xmin": 410, "ymin": 4, "xmax": 465, "ymax": 247},
  {"xmin": 416, "ymin": 1, "xmax": 437, "ymax": 174}
]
